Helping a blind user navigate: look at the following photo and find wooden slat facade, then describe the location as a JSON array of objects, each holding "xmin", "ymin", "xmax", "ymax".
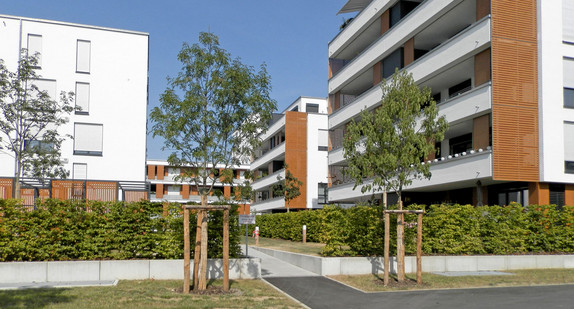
[
  {"xmin": 86, "ymin": 181, "xmax": 118, "ymax": 202},
  {"xmin": 0, "ymin": 178, "xmax": 13, "ymax": 199},
  {"xmin": 491, "ymin": 0, "xmax": 539, "ymax": 182}
]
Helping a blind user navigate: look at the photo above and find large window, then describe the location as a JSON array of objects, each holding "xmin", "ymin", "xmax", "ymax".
[
  {"xmin": 564, "ymin": 58, "xmax": 574, "ymax": 108},
  {"xmin": 76, "ymin": 40, "xmax": 91, "ymax": 73},
  {"xmin": 565, "ymin": 122, "xmax": 574, "ymax": 173},
  {"xmin": 449, "ymin": 133, "xmax": 473, "ymax": 155},
  {"xmin": 74, "ymin": 123, "xmax": 103, "ymax": 156},
  {"xmin": 75, "ymin": 82, "xmax": 90, "ymax": 114},
  {"xmin": 27, "ymin": 34, "xmax": 42, "ymax": 67},
  {"xmin": 318, "ymin": 129, "xmax": 328, "ymax": 151},
  {"xmin": 318, "ymin": 183, "xmax": 328, "ymax": 204},
  {"xmin": 306, "ymin": 103, "xmax": 319, "ymax": 113}
]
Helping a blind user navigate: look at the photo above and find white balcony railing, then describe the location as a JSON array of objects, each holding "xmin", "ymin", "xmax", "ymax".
[
  {"xmin": 250, "ymin": 196, "xmax": 285, "ymax": 212},
  {"xmin": 252, "ymin": 169, "xmax": 285, "ymax": 191},
  {"xmin": 329, "ymin": 17, "xmax": 492, "ymax": 130},
  {"xmin": 250, "ymin": 143, "xmax": 285, "ymax": 171},
  {"xmin": 328, "ymin": 149, "xmax": 493, "ymax": 203}
]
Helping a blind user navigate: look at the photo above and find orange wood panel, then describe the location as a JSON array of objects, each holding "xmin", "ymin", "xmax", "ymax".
[
  {"xmin": 224, "ymin": 186, "xmax": 231, "ymax": 199},
  {"xmin": 373, "ymin": 62, "xmax": 382, "ymax": 85},
  {"xmin": 381, "ymin": 10, "xmax": 390, "ymax": 35},
  {"xmin": 474, "ymin": 48, "xmax": 491, "ymax": 86},
  {"xmin": 147, "ymin": 165, "xmax": 156, "ymax": 180},
  {"xmin": 491, "ymin": 0, "xmax": 539, "ymax": 182},
  {"xmin": 0, "ymin": 178, "xmax": 13, "ymax": 199},
  {"xmin": 529, "ymin": 182, "xmax": 549, "ymax": 205},
  {"xmin": 476, "ymin": 0, "xmax": 491, "ymax": 20},
  {"xmin": 285, "ymin": 111, "xmax": 307, "ymax": 209},
  {"xmin": 403, "ymin": 38, "xmax": 415, "ymax": 66},
  {"xmin": 156, "ymin": 184, "xmax": 164, "ymax": 199},
  {"xmin": 566, "ymin": 185, "xmax": 574, "ymax": 206},
  {"xmin": 157, "ymin": 165, "xmax": 165, "ymax": 180},
  {"xmin": 182, "ymin": 184, "xmax": 190, "ymax": 199},
  {"xmin": 473, "ymin": 114, "xmax": 490, "ymax": 150},
  {"xmin": 86, "ymin": 181, "xmax": 117, "ymax": 201}
]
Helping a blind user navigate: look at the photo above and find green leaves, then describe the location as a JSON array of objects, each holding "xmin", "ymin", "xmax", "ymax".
[
  {"xmin": 342, "ymin": 70, "xmax": 448, "ymax": 206},
  {"xmin": 0, "ymin": 50, "xmax": 74, "ymax": 184},
  {"xmin": 0, "ymin": 199, "xmax": 242, "ymax": 261},
  {"xmin": 150, "ymin": 32, "xmax": 276, "ymax": 197}
]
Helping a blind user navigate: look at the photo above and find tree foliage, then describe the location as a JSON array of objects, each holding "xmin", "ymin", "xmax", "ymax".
[
  {"xmin": 271, "ymin": 164, "xmax": 303, "ymax": 211},
  {"xmin": 0, "ymin": 50, "xmax": 74, "ymax": 190},
  {"xmin": 342, "ymin": 70, "xmax": 448, "ymax": 207},
  {"xmin": 150, "ymin": 32, "xmax": 276, "ymax": 198}
]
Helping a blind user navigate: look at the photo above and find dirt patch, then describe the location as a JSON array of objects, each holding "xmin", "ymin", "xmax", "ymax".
[
  {"xmin": 173, "ymin": 286, "xmax": 242, "ymax": 295},
  {"xmin": 372, "ymin": 277, "xmax": 425, "ymax": 288}
]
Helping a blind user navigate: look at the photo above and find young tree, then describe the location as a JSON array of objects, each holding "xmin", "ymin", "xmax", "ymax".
[
  {"xmin": 343, "ymin": 69, "xmax": 448, "ymax": 209},
  {"xmin": 0, "ymin": 50, "xmax": 74, "ymax": 198},
  {"xmin": 150, "ymin": 32, "xmax": 276, "ymax": 290},
  {"xmin": 343, "ymin": 69, "xmax": 447, "ymax": 282},
  {"xmin": 272, "ymin": 164, "xmax": 303, "ymax": 212}
]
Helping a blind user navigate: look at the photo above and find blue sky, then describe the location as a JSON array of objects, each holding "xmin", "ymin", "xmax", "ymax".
[{"xmin": 1, "ymin": 0, "xmax": 353, "ymax": 160}]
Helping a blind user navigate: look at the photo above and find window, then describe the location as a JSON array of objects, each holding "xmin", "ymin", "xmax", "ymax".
[
  {"xmin": 565, "ymin": 88, "xmax": 574, "ymax": 108},
  {"xmin": 449, "ymin": 133, "xmax": 473, "ymax": 155},
  {"xmin": 306, "ymin": 103, "xmax": 319, "ymax": 113},
  {"xmin": 291, "ymin": 106, "xmax": 299, "ymax": 112},
  {"xmin": 76, "ymin": 40, "xmax": 91, "ymax": 73},
  {"xmin": 564, "ymin": 0, "xmax": 574, "ymax": 43},
  {"xmin": 32, "ymin": 79, "xmax": 57, "ymax": 99},
  {"xmin": 449, "ymin": 79, "xmax": 472, "ymax": 98},
  {"xmin": 25, "ymin": 140, "xmax": 54, "ymax": 152},
  {"xmin": 318, "ymin": 129, "xmax": 328, "ymax": 151},
  {"xmin": 565, "ymin": 122, "xmax": 574, "ymax": 173},
  {"xmin": 549, "ymin": 184, "xmax": 565, "ymax": 207},
  {"xmin": 73, "ymin": 163, "xmax": 87, "ymax": 179},
  {"xmin": 318, "ymin": 183, "xmax": 328, "ymax": 204},
  {"xmin": 27, "ymin": 34, "xmax": 42, "ymax": 67},
  {"xmin": 75, "ymin": 82, "xmax": 90, "ymax": 114},
  {"xmin": 74, "ymin": 123, "xmax": 103, "ymax": 156},
  {"xmin": 382, "ymin": 48, "xmax": 404, "ymax": 79},
  {"xmin": 167, "ymin": 185, "xmax": 181, "ymax": 196}
]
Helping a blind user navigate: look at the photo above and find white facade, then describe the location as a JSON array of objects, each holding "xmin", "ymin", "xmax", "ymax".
[
  {"xmin": 250, "ymin": 96, "xmax": 329, "ymax": 213},
  {"xmin": 0, "ymin": 15, "xmax": 148, "ymax": 182}
]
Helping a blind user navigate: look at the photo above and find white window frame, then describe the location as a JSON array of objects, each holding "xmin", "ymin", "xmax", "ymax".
[
  {"xmin": 76, "ymin": 40, "xmax": 91, "ymax": 73},
  {"xmin": 27, "ymin": 34, "xmax": 42, "ymax": 67},
  {"xmin": 75, "ymin": 82, "xmax": 90, "ymax": 114},
  {"xmin": 74, "ymin": 123, "xmax": 103, "ymax": 156}
]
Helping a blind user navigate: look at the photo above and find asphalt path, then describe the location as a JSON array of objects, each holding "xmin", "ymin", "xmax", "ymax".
[{"xmin": 265, "ymin": 276, "xmax": 574, "ymax": 309}]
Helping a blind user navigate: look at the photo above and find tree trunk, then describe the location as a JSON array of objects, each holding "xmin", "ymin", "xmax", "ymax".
[
  {"xmin": 193, "ymin": 209, "xmax": 202, "ymax": 291},
  {"xmin": 397, "ymin": 198, "xmax": 405, "ymax": 281},
  {"xmin": 198, "ymin": 194, "xmax": 209, "ymax": 290}
]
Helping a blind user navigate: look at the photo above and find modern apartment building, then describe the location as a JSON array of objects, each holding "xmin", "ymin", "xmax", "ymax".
[
  {"xmin": 0, "ymin": 15, "xmax": 149, "ymax": 202},
  {"xmin": 146, "ymin": 160, "xmax": 251, "ymax": 214},
  {"xmin": 250, "ymin": 97, "xmax": 329, "ymax": 213},
  {"xmin": 328, "ymin": 0, "xmax": 574, "ymax": 206}
]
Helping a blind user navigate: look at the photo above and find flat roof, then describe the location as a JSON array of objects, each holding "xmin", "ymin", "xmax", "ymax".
[{"xmin": 0, "ymin": 14, "xmax": 149, "ymax": 36}]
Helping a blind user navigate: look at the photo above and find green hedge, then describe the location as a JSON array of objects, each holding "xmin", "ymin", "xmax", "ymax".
[
  {"xmin": 0, "ymin": 199, "xmax": 241, "ymax": 262},
  {"xmin": 254, "ymin": 204, "xmax": 574, "ymax": 257}
]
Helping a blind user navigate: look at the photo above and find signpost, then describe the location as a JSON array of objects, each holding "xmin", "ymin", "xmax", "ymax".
[{"xmin": 239, "ymin": 214, "xmax": 256, "ymax": 256}]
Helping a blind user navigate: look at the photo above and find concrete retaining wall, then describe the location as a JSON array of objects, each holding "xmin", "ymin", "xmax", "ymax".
[
  {"xmin": 253, "ymin": 247, "xmax": 574, "ymax": 276},
  {"xmin": 0, "ymin": 258, "xmax": 261, "ymax": 283}
]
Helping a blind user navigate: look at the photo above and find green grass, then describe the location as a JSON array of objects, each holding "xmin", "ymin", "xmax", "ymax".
[
  {"xmin": 241, "ymin": 236, "xmax": 325, "ymax": 256},
  {"xmin": 329, "ymin": 269, "xmax": 574, "ymax": 292},
  {"xmin": 0, "ymin": 279, "xmax": 303, "ymax": 309}
]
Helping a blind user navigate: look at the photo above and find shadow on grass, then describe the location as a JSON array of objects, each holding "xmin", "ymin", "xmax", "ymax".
[{"xmin": 0, "ymin": 287, "xmax": 75, "ymax": 308}]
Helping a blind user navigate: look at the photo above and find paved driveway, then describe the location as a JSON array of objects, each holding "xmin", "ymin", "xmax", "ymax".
[{"xmin": 265, "ymin": 276, "xmax": 574, "ymax": 309}]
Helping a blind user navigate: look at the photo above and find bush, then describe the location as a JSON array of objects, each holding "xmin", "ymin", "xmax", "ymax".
[
  {"xmin": 252, "ymin": 203, "xmax": 574, "ymax": 257},
  {"xmin": 0, "ymin": 199, "xmax": 241, "ymax": 261}
]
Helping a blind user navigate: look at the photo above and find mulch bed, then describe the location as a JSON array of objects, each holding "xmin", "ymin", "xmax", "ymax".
[{"xmin": 173, "ymin": 285, "xmax": 242, "ymax": 295}]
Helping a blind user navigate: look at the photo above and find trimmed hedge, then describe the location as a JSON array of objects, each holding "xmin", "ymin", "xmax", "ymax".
[
  {"xmin": 0, "ymin": 199, "xmax": 241, "ymax": 262},
  {"xmin": 254, "ymin": 204, "xmax": 574, "ymax": 257}
]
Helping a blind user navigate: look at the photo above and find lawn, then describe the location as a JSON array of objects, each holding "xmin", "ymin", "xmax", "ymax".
[
  {"xmin": 241, "ymin": 236, "xmax": 325, "ymax": 256},
  {"xmin": 0, "ymin": 279, "xmax": 303, "ymax": 309},
  {"xmin": 329, "ymin": 269, "xmax": 574, "ymax": 292}
]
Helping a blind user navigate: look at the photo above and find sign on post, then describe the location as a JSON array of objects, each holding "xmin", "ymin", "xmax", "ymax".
[
  {"xmin": 238, "ymin": 214, "xmax": 256, "ymax": 256},
  {"xmin": 238, "ymin": 214, "xmax": 256, "ymax": 225}
]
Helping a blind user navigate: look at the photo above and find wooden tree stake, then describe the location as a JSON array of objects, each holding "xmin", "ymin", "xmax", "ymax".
[
  {"xmin": 183, "ymin": 206, "xmax": 190, "ymax": 294},
  {"xmin": 193, "ymin": 210, "xmax": 202, "ymax": 290},
  {"xmin": 383, "ymin": 212, "xmax": 390, "ymax": 286},
  {"xmin": 223, "ymin": 209, "xmax": 230, "ymax": 291}
]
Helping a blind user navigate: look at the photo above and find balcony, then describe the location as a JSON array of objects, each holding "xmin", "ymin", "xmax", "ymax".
[
  {"xmin": 329, "ymin": 146, "xmax": 346, "ymax": 166},
  {"xmin": 329, "ymin": 17, "xmax": 491, "ymax": 130},
  {"xmin": 259, "ymin": 115, "xmax": 285, "ymax": 143},
  {"xmin": 252, "ymin": 169, "xmax": 285, "ymax": 191},
  {"xmin": 438, "ymin": 83, "xmax": 491, "ymax": 124},
  {"xmin": 251, "ymin": 142, "xmax": 285, "ymax": 171},
  {"xmin": 328, "ymin": 149, "xmax": 492, "ymax": 203},
  {"xmin": 329, "ymin": 0, "xmax": 465, "ymax": 92},
  {"xmin": 250, "ymin": 196, "xmax": 285, "ymax": 212}
]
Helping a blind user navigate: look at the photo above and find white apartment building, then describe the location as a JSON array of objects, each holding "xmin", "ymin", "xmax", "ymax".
[
  {"xmin": 0, "ymin": 15, "xmax": 148, "ymax": 201},
  {"xmin": 250, "ymin": 97, "xmax": 329, "ymax": 213},
  {"xmin": 146, "ymin": 160, "xmax": 251, "ymax": 214},
  {"xmin": 328, "ymin": 0, "xmax": 574, "ymax": 206}
]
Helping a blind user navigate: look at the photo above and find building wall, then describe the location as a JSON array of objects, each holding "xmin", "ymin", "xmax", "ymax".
[
  {"xmin": 284, "ymin": 111, "xmax": 307, "ymax": 209},
  {"xmin": 0, "ymin": 15, "xmax": 148, "ymax": 182},
  {"xmin": 306, "ymin": 113, "xmax": 329, "ymax": 208}
]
